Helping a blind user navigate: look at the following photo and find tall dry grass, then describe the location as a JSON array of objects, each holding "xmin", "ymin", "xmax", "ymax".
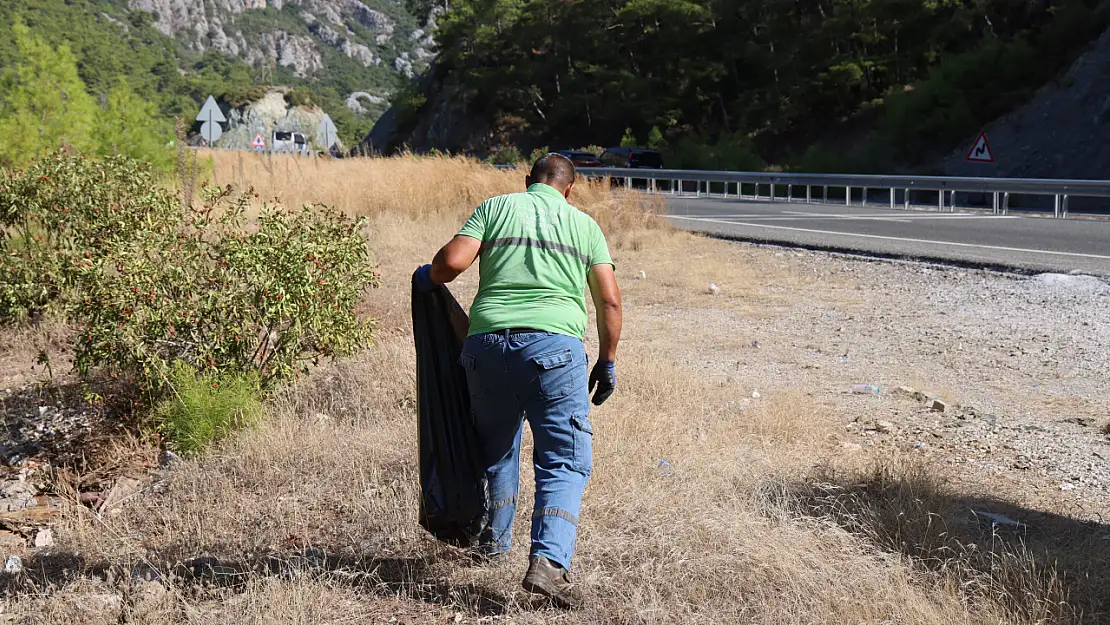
[{"xmin": 1, "ymin": 153, "xmax": 1098, "ymax": 624}]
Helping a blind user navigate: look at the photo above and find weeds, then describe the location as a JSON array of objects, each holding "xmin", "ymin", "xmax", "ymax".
[{"xmin": 155, "ymin": 361, "xmax": 261, "ymax": 455}]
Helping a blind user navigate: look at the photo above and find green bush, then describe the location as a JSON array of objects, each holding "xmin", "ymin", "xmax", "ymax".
[
  {"xmin": 0, "ymin": 151, "xmax": 180, "ymax": 321},
  {"xmin": 487, "ymin": 145, "xmax": 522, "ymax": 165},
  {"xmin": 2, "ymin": 151, "xmax": 378, "ymax": 389},
  {"xmin": 222, "ymin": 86, "xmax": 270, "ymax": 109},
  {"xmin": 285, "ymin": 87, "xmax": 314, "ymax": 108},
  {"xmin": 664, "ymin": 133, "xmax": 764, "ymax": 171},
  {"xmin": 155, "ymin": 361, "xmax": 261, "ymax": 455}
]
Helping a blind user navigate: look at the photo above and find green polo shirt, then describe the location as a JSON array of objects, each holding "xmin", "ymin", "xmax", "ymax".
[{"xmin": 458, "ymin": 183, "xmax": 613, "ymax": 340}]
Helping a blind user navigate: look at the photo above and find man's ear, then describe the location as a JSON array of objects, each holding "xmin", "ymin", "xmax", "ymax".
[{"xmin": 563, "ymin": 182, "xmax": 574, "ymax": 199}]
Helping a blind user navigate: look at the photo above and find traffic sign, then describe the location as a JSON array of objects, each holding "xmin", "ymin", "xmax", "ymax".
[
  {"xmin": 196, "ymin": 96, "xmax": 226, "ymax": 145},
  {"xmin": 317, "ymin": 114, "xmax": 338, "ymax": 150},
  {"xmin": 199, "ymin": 121, "xmax": 222, "ymax": 145},
  {"xmin": 252, "ymin": 132, "xmax": 266, "ymax": 150},
  {"xmin": 195, "ymin": 96, "xmax": 227, "ymax": 123},
  {"xmin": 966, "ymin": 131, "xmax": 994, "ymax": 163}
]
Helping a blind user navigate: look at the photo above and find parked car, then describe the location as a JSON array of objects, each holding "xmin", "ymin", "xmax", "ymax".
[
  {"xmin": 599, "ymin": 147, "xmax": 664, "ymax": 169},
  {"xmin": 555, "ymin": 150, "xmax": 604, "ymax": 168}
]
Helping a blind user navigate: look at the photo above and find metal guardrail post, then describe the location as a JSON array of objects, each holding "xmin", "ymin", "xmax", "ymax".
[
  {"xmin": 992, "ymin": 192, "xmax": 999, "ymax": 215},
  {"xmin": 904, "ymin": 189, "xmax": 910, "ymax": 210},
  {"xmin": 806, "ymin": 185, "xmax": 811, "ymax": 204},
  {"xmin": 862, "ymin": 187, "xmax": 868, "ymax": 207},
  {"xmin": 626, "ymin": 177, "xmax": 631, "ymax": 191},
  {"xmin": 1063, "ymin": 194, "xmax": 1069, "ymax": 218},
  {"xmin": 770, "ymin": 183, "xmax": 776, "ymax": 202},
  {"xmin": 846, "ymin": 186, "xmax": 851, "ymax": 206},
  {"xmin": 1003, "ymin": 192, "xmax": 1010, "ymax": 215},
  {"xmin": 889, "ymin": 187, "xmax": 895, "ymax": 210},
  {"xmin": 938, "ymin": 190, "xmax": 944, "ymax": 212},
  {"xmin": 1054, "ymin": 194, "xmax": 1061, "ymax": 218},
  {"xmin": 650, "ymin": 178, "xmax": 656, "ymax": 194},
  {"xmin": 823, "ymin": 185, "xmax": 828, "ymax": 204},
  {"xmin": 787, "ymin": 184, "xmax": 793, "ymax": 203}
]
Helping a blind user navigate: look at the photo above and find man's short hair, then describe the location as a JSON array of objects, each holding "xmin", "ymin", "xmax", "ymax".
[{"xmin": 529, "ymin": 153, "xmax": 576, "ymax": 189}]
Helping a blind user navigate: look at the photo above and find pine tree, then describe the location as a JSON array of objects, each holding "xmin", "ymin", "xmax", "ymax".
[
  {"xmin": 0, "ymin": 20, "xmax": 98, "ymax": 166},
  {"xmin": 94, "ymin": 78, "xmax": 173, "ymax": 169}
]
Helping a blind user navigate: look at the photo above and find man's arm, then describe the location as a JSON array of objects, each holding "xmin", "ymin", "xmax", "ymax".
[
  {"xmin": 429, "ymin": 235, "xmax": 482, "ymax": 285},
  {"xmin": 588, "ymin": 264, "xmax": 622, "ymax": 361}
]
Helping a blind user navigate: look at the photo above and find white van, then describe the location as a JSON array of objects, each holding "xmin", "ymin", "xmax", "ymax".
[{"xmin": 272, "ymin": 130, "xmax": 310, "ymax": 154}]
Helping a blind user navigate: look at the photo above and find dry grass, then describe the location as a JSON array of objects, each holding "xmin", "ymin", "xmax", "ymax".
[{"xmin": 1, "ymin": 154, "xmax": 1102, "ymax": 624}]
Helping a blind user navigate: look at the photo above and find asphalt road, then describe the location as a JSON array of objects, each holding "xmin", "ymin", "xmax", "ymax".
[{"xmin": 664, "ymin": 196, "xmax": 1110, "ymax": 276}]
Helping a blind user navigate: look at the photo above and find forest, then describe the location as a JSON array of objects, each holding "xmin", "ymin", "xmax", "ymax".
[{"xmin": 403, "ymin": 0, "xmax": 1110, "ymax": 170}]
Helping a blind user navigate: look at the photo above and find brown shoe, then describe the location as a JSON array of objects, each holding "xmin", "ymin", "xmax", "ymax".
[{"xmin": 521, "ymin": 556, "xmax": 584, "ymax": 609}]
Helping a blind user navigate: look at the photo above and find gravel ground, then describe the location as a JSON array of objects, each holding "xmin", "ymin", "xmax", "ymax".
[{"xmin": 650, "ymin": 248, "xmax": 1110, "ymax": 521}]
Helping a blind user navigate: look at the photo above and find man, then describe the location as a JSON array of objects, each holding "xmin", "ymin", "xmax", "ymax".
[{"xmin": 414, "ymin": 153, "xmax": 622, "ymax": 608}]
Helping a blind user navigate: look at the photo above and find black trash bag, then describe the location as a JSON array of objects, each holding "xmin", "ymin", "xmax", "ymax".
[{"xmin": 411, "ymin": 273, "xmax": 490, "ymax": 546}]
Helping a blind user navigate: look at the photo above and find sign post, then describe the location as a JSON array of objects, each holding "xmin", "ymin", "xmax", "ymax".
[
  {"xmin": 252, "ymin": 132, "xmax": 267, "ymax": 151},
  {"xmin": 196, "ymin": 96, "xmax": 227, "ymax": 146},
  {"xmin": 966, "ymin": 131, "xmax": 994, "ymax": 163}
]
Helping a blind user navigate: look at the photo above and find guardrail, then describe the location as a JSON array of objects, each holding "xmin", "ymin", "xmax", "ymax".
[{"xmin": 572, "ymin": 167, "xmax": 1110, "ymax": 218}]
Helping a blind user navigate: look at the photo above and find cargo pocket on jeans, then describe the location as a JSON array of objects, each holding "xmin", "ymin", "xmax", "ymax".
[
  {"xmin": 533, "ymin": 349, "xmax": 581, "ymax": 400},
  {"xmin": 570, "ymin": 415, "xmax": 593, "ymax": 476},
  {"xmin": 459, "ymin": 353, "xmax": 486, "ymax": 399}
]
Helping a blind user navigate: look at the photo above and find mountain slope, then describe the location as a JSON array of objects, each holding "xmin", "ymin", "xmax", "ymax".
[
  {"xmin": 376, "ymin": 0, "xmax": 1110, "ymax": 170},
  {"xmin": 0, "ymin": 0, "xmax": 434, "ymax": 148},
  {"xmin": 943, "ymin": 27, "xmax": 1110, "ymax": 180}
]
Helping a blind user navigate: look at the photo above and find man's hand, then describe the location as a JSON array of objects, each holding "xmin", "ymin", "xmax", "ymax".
[
  {"xmin": 588, "ymin": 360, "xmax": 616, "ymax": 406},
  {"xmin": 414, "ymin": 264, "xmax": 437, "ymax": 293}
]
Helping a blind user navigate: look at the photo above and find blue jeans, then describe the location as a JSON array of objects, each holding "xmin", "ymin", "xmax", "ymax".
[{"xmin": 460, "ymin": 330, "xmax": 592, "ymax": 570}]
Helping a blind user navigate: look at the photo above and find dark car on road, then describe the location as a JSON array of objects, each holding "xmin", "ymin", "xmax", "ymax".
[
  {"xmin": 599, "ymin": 147, "xmax": 664, "ymax": 169},
  {"xmin": 556, "ymin": 150, "xmax": 605, "ymax": 168}
]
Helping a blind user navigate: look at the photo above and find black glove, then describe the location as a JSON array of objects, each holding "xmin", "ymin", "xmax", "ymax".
[{"xmin": 588, "ymin": 360, "xmax": 616, "ymax": 406}]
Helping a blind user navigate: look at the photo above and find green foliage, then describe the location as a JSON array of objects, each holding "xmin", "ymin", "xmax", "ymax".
[
  {"xmin": 223, "ymin": 86, "xmax": 271, "ymax": 109},
  {"xmin": 155, "ymin": 361, "xmax": 261, "ymax": 455},
  {"xmin": 620, "ymin": 128, "xmax": 638, "ymax": 149},
  {"xmin": 431, "ymin": 0, "xmax": 1110, "ymax": 169},
  {"xmin": 285, "ymin": 87, "xmax": 314, "ymax": 108},
  {"xmin": 1, "ymin": 151, "xmax": 379, "ymax": 389},
  {"xmin": 0, "ymin": 151, "xmax": 179, "ymax": 321},
  {"xmin": 94, "ymin": 78, "xmax": 174, "ymax": 170},
  {"xmin": 646, "ymin": 126, "xmax": 667, "ymax": 151},
  {"xmin": 0, "ymin": 21, "xmax": 98, "ymax": 165},
  {"xmin": 487, "ymin": 146, "xmax": 523, "ymax": 165},
  {"xmin": 0, "ymin": 20, "xmax": 174, "ymax": 169},
  {"xmin": 664, "ymin": 133, "xmax": 763, "ymax": 172}
]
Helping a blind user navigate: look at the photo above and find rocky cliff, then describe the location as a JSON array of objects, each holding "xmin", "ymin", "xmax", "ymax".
[{"xmin": 128, "ymin": 0, "xmax": 435, "ymax": 113}]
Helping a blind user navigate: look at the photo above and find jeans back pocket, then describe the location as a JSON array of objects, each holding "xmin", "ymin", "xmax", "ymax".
[{"xmin": 532, "ymin": 348, "xmax": 581, "ymax": 400}]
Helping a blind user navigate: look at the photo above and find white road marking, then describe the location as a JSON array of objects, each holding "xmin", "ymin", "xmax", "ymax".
[
  {"xmin": 782, "ymin": 210, "xmax": 912, "ymax": 223},
  {"xmin": 668, "ymin": 215, "xmax": 1110, "ymax": 261}
]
